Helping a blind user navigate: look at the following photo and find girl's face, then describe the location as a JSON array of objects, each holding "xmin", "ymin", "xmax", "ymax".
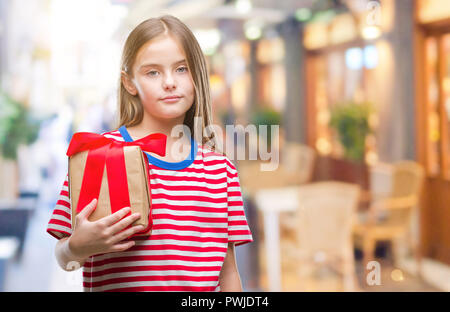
[{"xmin": 124, "ymin": 34, "xmax": 195, "ymax": 123}]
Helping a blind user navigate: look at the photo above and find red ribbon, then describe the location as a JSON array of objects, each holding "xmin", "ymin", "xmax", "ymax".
[{"xmin": 66, "ymin": 132, "xmax": 167, "ymax": 216}]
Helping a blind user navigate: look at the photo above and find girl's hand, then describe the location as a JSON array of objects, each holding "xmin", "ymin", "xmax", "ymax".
[{"xmin": 68, "ymin": 198, "xmax": 145, "ymax": 260}]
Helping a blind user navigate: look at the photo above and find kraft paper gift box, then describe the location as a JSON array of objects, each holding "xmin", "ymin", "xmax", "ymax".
[{"xmin": 66, "ymin": 132, "xmax": 167, "ymax": 237}]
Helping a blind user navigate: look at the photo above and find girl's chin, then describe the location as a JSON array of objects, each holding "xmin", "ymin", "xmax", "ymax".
[
  {"xmin": 142, "ymin": 104, "xmax": 191, "ymax": 120},
  {"xmin": 147, "ymin": 111, "xmax": 187, "ymax": 121}
]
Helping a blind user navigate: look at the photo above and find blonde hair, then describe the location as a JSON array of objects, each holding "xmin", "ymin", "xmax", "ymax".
[{"xmin": 117, "ymin": 15, "xmax": 218, "ymax": 150}]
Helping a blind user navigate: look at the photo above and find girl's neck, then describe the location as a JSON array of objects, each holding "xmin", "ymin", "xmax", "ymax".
[{"xmin": 127, "ymin": 113, "xmax": 186, "ymax": 139}]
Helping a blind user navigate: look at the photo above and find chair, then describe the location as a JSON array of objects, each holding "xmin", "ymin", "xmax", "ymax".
[
  {"xmin": 278, "ymin": 143, "xmax": 316, "ymax": 237},
  {"xmin": 282, "ymin": 181, "xmax": 361, "ymax": 291},
  {"xmin": 280, "ymin": 142, "xmax": 316, "ymax": 185},
  {"xmin": 238, "ymin": 142, "xmax": 316, "ymax": 197},
  {"xmin": 238, "ymin": 143, "xmax": 316, "ymax": 246},
  {"xmin": 352, "ymin": 160, "xmax": 425, "ymax": 272}
]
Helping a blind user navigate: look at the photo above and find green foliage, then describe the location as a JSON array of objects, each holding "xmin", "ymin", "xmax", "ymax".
[
  {"xmin": 329, "ymin": 101, "xmax": 374, "ymax": 162},
  {"xmin": 250, "ymin": 107, "xmax": 281, "ymax": 148},
  {"xmin": 251, "ymin": 107, "xmax": 281, "ymax": 127},
  {"xmin": 0, "ymin": 92, "xmax": 41, "ymax": 160}
]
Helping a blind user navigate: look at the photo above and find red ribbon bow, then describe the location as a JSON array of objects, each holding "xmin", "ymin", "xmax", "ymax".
[{"xmin": 66, "ymin": 132, "xmax": 167, "ymax": 215}]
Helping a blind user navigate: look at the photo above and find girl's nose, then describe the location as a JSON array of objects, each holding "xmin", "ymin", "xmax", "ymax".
[{"xmin": 163, "ymin": 73, "xmax": 176, "ymax": 91}]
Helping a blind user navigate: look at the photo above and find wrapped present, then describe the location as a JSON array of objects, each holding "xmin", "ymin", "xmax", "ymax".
[{"xmin": 66, "ymin": 132, "xmax": 167, "ymax": 237}]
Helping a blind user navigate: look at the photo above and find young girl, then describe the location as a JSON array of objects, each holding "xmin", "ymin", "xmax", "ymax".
[{"xmin": 46, "ymin": 15, "xmax": 253, "ymax": 292}]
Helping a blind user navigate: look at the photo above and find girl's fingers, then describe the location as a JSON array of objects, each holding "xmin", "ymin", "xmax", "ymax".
[
  {"xmin": 108, "ymin": 212, "xmax": 141, "ymax": 235},
  {"xmin": 100, "ymin": 207, "xmax": 131, "ymax": 227},
  {"xmin": 77, "ymin": 198, "xmax": 97, "ymax": 220},
  {"xmin": 109, "ymin": 240, "xmax": 136, "ymax": 253},
  {"xmin": 111, "ymin": 224, "xmax": 145, "ymax": 244}
]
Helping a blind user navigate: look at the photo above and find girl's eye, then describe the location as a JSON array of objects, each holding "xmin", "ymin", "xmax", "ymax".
[
  {"xmin": 148, "ymin": 70, "xmax": 159, "ymax": 76},
  {"xmin": 176, "ymin": 66, "xmax": 188, "ymax": 73}
]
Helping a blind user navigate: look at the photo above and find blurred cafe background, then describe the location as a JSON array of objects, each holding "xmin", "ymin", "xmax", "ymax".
[{"xmin": 0, "ymin": 0, "xmax": 449, "ymax": 292}]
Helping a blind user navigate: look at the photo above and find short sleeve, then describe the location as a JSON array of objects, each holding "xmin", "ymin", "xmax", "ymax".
[
  {"xmin": 226, "ymin": 159, "xmax": 253, "ymax": 246},
  {"xmin": 46, "ymin": 174, "xmax": 73, "ymax": 239}
]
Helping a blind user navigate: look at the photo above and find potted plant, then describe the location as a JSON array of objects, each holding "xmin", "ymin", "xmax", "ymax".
[
  {"xmin": 329, "ymin": 101, "xmax": 374, "ymax": 162},
  {"xmin": 250, "ymin": 105, "xmax": 281, "ymax": 150},
  {"xmin": 0, "ymin": 91, "xmax": 41, "ymax": 200}
]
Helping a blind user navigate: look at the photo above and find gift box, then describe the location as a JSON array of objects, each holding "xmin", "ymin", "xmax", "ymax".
[{"xmin": 66, "ymin": 132, "xmax": 166, "ymax": 237}]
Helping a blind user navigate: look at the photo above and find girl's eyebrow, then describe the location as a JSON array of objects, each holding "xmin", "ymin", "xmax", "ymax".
[{"xmin": 139, "ymin": 59, "xmax": 186, "ymax": 70}]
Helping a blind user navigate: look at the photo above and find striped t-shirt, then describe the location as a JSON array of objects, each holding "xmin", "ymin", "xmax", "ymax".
[{"xmin": 46, "ymin": 126, "xmax": 253, "ymax": 292}]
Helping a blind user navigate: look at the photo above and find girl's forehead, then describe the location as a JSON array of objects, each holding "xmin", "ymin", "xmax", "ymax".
[{"xmin": 135, "ymin": 35, "xmax": 186, "ymax": 66}]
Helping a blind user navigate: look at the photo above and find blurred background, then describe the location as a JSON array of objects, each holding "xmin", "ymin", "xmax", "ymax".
[{"xmin": 0, "ymin": 0, "xmax": 449, "ymax": 292}]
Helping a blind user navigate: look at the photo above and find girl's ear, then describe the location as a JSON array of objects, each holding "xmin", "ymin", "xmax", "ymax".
[{"xmin": 121, "ymin": 70, "xmax": 138, "ymax": 96}]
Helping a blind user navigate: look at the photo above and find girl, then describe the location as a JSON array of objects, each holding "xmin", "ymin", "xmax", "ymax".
[{"xmin": 46, "ymin": 15, "xmax": 253, "ymax": 292}]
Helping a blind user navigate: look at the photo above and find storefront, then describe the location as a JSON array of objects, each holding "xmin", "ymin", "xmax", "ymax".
[
  {"xmin": 415, "ymin": 0, "xmax": 450, "ymax": 265},
  {"xmin": 301, "ymin": 0, "xmax": 401, "ymax": 191},
  {"xmin": 301, "ymin": 0, "xmax": 450, "ymax": 266},
  {"xmin": 302, "ymin": 1, "xmax": 398, "ymax": 165},
  {"xmin": 300, "ymin": 0, "xmax": 450, "ymax": 266}
]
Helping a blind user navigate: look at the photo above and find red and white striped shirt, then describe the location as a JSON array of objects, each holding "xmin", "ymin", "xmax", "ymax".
[{"xmin": 46, "ymin": 127, "xmax": 253, "ymax": 292}]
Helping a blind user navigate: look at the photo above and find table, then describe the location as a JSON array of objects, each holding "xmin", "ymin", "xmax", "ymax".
[
  {"xmin": 0, "ymin": 207, "xmax": 33, "ymax": 258},
  {"xmin": 0, "ymin": 237, "xmax": 20, "ymax": 291},
  {"xmin": 254, "ymin": 186, "xmax": 300, "ymax": 292}
]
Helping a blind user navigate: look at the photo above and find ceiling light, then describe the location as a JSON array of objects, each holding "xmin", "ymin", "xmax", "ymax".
[
  {"xmin": 245, "ymin": 24, "xmax": 262, "ymax": 41},
  {"xmin": 361, "ymin": 25, "xmax": 381, "ymax": 40},
  {"xmin": 235, "ymin": 0, "xmax": 252, "ymax": 15}
]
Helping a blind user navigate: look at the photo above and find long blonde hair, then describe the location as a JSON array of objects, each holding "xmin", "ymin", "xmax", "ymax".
[{"xmin": 117, "ymin": 15, "xmax": 217, "ymax": 150}]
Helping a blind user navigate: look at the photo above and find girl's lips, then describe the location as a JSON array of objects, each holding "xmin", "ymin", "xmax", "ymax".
[{"xmin": 161, "ymin": 96, "xmax": 182, "ymax": 103}]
